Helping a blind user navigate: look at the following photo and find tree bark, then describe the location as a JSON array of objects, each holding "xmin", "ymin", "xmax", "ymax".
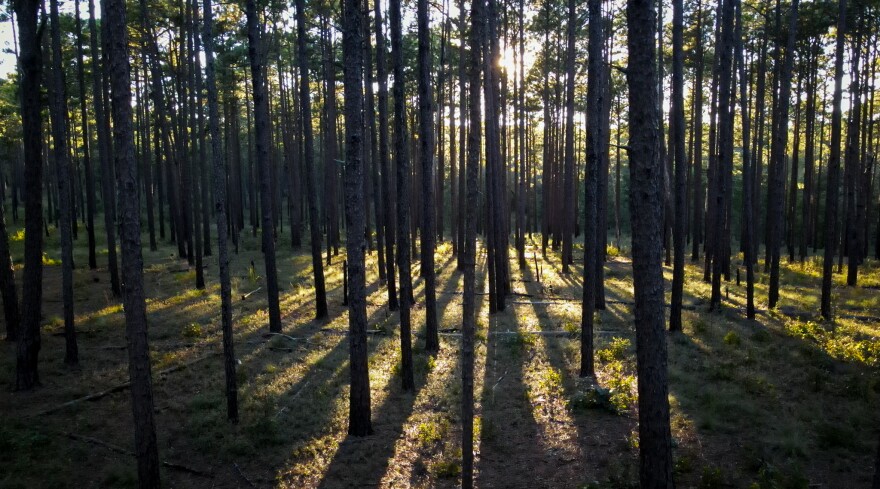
[
  {"xmin": 342, "ymin": 0, "xmax": 373, "ymax": 436},
  {"xmin": 668, "ymin": 0, "xmax": 686, "ymax": 331},
  {"xmin": 294, "ymin": 0, "xmax": 329, "ymax": 321},
  {"xmin": 390, "ymin": 0, "xmax": 415, "ymax": 391},
  {"xmin": 462, "ymin": 0, "xmax": 483, "ymax": 484},
  {"xmin": 373, "ymin": 0, "xmax": 398, "ymax": 311},
  {"xmin": 821, "ymin": 0, "xmax": 846, "ymax": 319},
  {"xmin": 561, "ymin": 0, "xmax": 576, "ymax": 274},
  {"xmin": 581, "ymin": 0, "xmax": 601, "ymax": 376},
  {"xmin": 74, "ymin": 0, "xmax": 97, "ymax": 270},
  {"xmin": 735, "ymin": 0, "xmax": 755, "ymax": 319},
  {"xmin": 245, "ymin": 0, "xmax": 282, "ymax": 333},
  {"xmin": 625, "ymin": 0, "xmax": 674, "ymax": 485},
  {"xmin": 768, "ymin": 0, "xmax": 799, "ymax": 308},
  {"xmin": 417, "ymin": 0, "xmax": 439, "ymax": 353},
  {"xmin": 203, "ymin": 0, "xmax": 238, "ymax": 424},
  {"xmin": 106, "ymin": 0, "xmax": 161, "ymax": 484},
  {"xmin": 90, "ymin": 0, "xmax": 120, "ymax": 297},
  {"xmin": 49, "ymin": 0, "xmax": 78, "ymax": 366},
  {"xmin": 15, "ymin": 0, "xmax": 44, "ymax": 391}
]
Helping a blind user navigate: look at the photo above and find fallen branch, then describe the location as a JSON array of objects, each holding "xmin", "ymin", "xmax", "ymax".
[
  {"xmin": 63, "ymin": 432, "xmax": 213, "ymax": 478},
  {"xmin": 262, "ymin": 332, "xmax": 304, "ymax": 343},
  {"xmin": 233, "ymin": 463, "xmax": 257, "ymax": 488},
  {"xmin": 275, "ymin": 380, "xmax": 310, "ymax": 418},
  {"xmin": 35, "ymin": 352, "xmax": 218, "ymax": 417},
  {"xmin": 241, "ymin": 287, "xmax": 262, "ymax": 300}
]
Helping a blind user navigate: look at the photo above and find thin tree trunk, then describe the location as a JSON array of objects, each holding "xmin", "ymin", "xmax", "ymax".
[
  {"xmin": 691, "ymin": 0, "xmax": 704, "ymax": 263},
  {"xmin": 669, "ymin": 0, "xmax": 686, "ymax": 330},
  {"xmin": 845, "ymin": 29, "xmax": 863, "ymax": 286},
  {"xmin": 373, "ymin": 0, "xmax": 398, "ymax": 311},
  {"xmin": 561, "ymin": 0, "xmax": 576, "ymax": 273},
  {"xmin": 417, "ymin": 0, "xmax": 439, "ymax": 353},
  {"xmin": 49, "ymin": 0, "xmax": 78, "ymax": 366},
  {"xmin": 245, "ymin": 0, "xmax": 282, "ymax": 333},
  {"xmin": 821, "ymin": 0, "xmax": 846, "ymax": 319},
  {"xmin": 295, "ymin": 0, "xmax": 328, "ymax": 320},
  {"xmin": 735, "ymin": 0, "xmax": 755, "ymax": 319},
  {"xmin": 768, "ymin": 0, "xmax": 799, "ymax": 308},
  {"xmin": 203, "ymin": 0, "xmax": 238, "ymax": 424},
  {"xmin": 391, "ymin": 0, "xmax": 415, "ymax": 391},
  {"xmin": 90, "ymin": 0, "xmax": 120, "ymax": 297},
  {"xmin": 74, "ymin": 0, "xmax": 97, "ymax": 270},
  {"xmin": 462, "ymin": 0, "xmax": 483, "ymax": 484}
]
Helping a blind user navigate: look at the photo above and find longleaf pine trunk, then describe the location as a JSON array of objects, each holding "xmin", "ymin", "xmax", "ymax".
[
  {"xmin": 105, "ymin": 0, "xmax": 161, "ymax": 484},
  {"xmin": 669, "ymin": 0, "xmax": 686, "ymax": 331},
  {"xmin": 342, "ymin": 0, "xmax": 373, "ymax": 437},
  {"xmin": 295, "ymin": 0, "xmax": 329, "ymax": 320},
  {"xmin": 203, "ymin": 0, "xmax": 238, "ymax": 424},
  {"xmin": 821, "ymin": 0, "xmax": 846, "ymax": 319},
  {"xmin": 391, "ymin": 0, "xmax": 415, "ymax": 392},
  {"xmin": 15, "ymin": 0, "xmax": 44, "ymax": 391},
  {"xmin": 418, "ymin": 0, "xmax": 439, "ymax": 353},
  {"xmin": 581, "ymin": 0, "xmax": 600, "ymax": 377},
  {"xmin": 625, "ymin": 0, "xmax": 674, "ymax": 484},
  {"xmin": 462, "ymin": 0, "xmax": 483, "ymax": 484},
  {"xmin": 245, "ymin": 0, "xmax": 282, "ymax": 333},
  {"xmin": 49, "ymin": 0, "xmax": 78, "ymax": 366}
]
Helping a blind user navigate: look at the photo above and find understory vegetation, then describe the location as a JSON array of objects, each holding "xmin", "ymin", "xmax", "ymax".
[{"xmin": 1, "ymin": 225, "xmax": 877, "ymax": 488}]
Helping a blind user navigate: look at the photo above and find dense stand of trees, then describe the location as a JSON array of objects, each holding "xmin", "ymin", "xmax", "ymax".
[{"xmin": 0, "ymin": 0, "xmax": 879, "ymax": 486}]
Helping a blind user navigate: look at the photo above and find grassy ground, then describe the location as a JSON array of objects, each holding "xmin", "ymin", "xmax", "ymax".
[{"xmin": 0, "ymin": 221, "xmax": 878, "ymax": 488}]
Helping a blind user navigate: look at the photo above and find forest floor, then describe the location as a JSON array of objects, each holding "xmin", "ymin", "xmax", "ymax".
[{"xmin": 0, "ymin": 223, "xmax": 878, "ymax": 488}]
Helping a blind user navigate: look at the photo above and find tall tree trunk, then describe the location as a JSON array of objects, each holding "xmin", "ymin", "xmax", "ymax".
[
  {"xmin": 690, "ymin": 0, "xmax": 704, "ymax": 262},
  {"xmin": 768, "ymin": 0, "xmax": 799, "ymax": 308},
  {"xmin": 845, "ymin": 29, "xmax": 863, "ymax": 286},
  {"xmin": 821, "ymin": 0, "xmax": 846, "ymax": 319},
  {"xmin": 187, "ymin": 0, "xmax": 205, "ymax": 290},
  {"xmin": 669, "ymin": 0, "xmax": 686, "ymax": 330},
  {"xmin": 735, "ymin": 0, "xmax": 755, "ymax": 319},
  {"xmin": 74, "ymin": 0, "xmax": 97, "ymax": 270},
  {"xmin": 581, "ymin": 0, "xmax": 601, "ymax": 376},
  {"xmin": 106, "ymin": 0, "xmax": 161, "ymax": 484},
  {"xmin": 295, "ymin": 0, "xmax": 329, "ymax": 320},
  {"xmin": 418, "ymin": 0, "xmax": 439, "ymax": 353},
  {"xmin": 49, "ymin": 0, "xmax": 78, "ymax": 366},
  {"xmin": 800, "ymin": 44, "xmax": 818, "ymax": 262},
  {"xmin": 462, "ymin": 0, "xmax": 483, "ymax": 484},
  {"xmin": 561, "ymin": 0, "xmax": 576, "ymax": 274},
  {"xmin": 363, "ymin": 6, "xmax": 383, "ymax": 281},
  {"xmin": 787, "ymin": 76, "xmax": 802, "ymax": 263},
  {"xmin": 342, "ymin": 0, "xmax": 373, "ymax": 436},
  {"xmin": 709, "ymin": 0, "xmax": 734, "ymax": 311},
  {"xmin": 203, "ymin": 0, "xmax": 238, "ymax": 424},
  {"xmin": 372, "ymin": 0, "xmax": 398, "ymax": 311},
  {"xmin": 14, "ymin": 0, "xmax": 44, "ymax": 391},
  {"xmin": 625, "ymin": 0, "xmax": 674, "ymax": 485},
  {"xmin": 90, "ymin": 0, "xmax": 120, "ymax": 297},
  {"xmin": 245, "ymin": 0, "xmax": 282, "ymax": 333},
  {"xmin": 0, "ymin": 196, "xmax": 18, "ymax": 341},
  {"xmin": 391, "ymin": 0, "xmax": 415, "ymax": 391}
]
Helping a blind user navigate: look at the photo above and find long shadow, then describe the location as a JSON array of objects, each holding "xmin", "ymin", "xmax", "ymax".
[
  {"xmin": 662, "ymin": 282, "xmax": 880, "ymax": 486},
  {"xmin": 521, "ymin": 260, "xmax": 638, "ymax": 485},
  {"xmin": 476, "ymin": 255, "xmax": 545, "ymax": 488},
  {"xmin": 315, "ymin": 308, "xmax": 434, "ymax": 487}
]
